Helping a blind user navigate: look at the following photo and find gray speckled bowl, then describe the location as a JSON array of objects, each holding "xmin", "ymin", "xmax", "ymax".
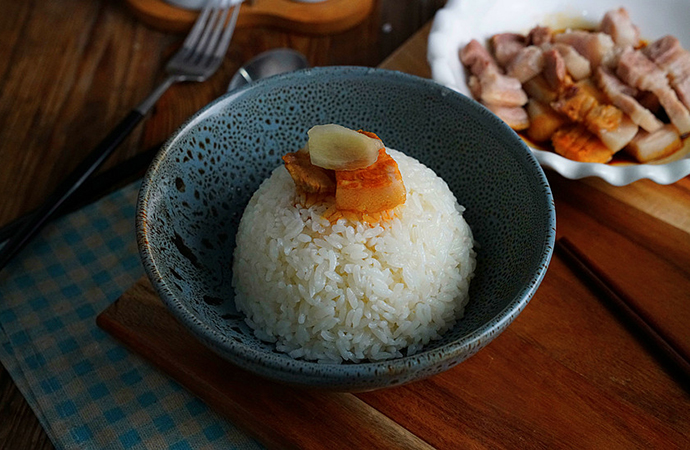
[{"xmin": 137, "ymin": 66, "xmax": 556, "ymax": 392}]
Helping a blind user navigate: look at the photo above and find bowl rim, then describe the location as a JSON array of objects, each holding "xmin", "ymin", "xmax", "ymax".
[
  {"xmin": 136, "ymin": 65, "xmax": 557, "ymax": 386},
  {"xmin": 426, "ymin": 0, "xmax": 690, "ymax": 186}
]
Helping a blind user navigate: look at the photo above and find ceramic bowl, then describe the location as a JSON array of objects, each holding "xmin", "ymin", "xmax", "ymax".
[
  {"xmin": 428, "ymin": 0, "xmax": 690, "ymax": 186},
  {"xmin": 137, "ymin": 66, "xmax": 556, "ymax": 391}
]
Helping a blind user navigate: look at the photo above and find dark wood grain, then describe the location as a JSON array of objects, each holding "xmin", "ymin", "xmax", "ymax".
[
  {"xmin": 0, "ymin": 367, "xmax": 54, "ymax": 450},
  {"xmin": 551, "ymin": 178, "xmax": 690, "ymax": 365},
  {"xmin": 556, "ymin": 237, "xmax": 690, "ymax": 380},
  {"xmin": 0, "ymin": 0, "xmax": 171, "ymax": 227},
  {"xmin": 552, "ymin": 176, "xmax": 690, "ymax": 277},
  {"xmin": 379, "ymin": 21, "xmax": 433, "ymax": 78},
  {"xmin": 0, "ymin": 0, "xmax": 445, "ymax": 448},
  {"xmin": 378, "ymin": 0, "xmax": 447, "ymax": 64}
]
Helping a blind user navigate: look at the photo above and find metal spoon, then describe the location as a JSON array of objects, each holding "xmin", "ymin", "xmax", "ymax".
[
  {"xmin": 227, "ymin": 48, "xmax": 309, "ymax": 91},
  {"xmin": 0, "ymin": 48, "xmax": 310, "ymax": 248}
]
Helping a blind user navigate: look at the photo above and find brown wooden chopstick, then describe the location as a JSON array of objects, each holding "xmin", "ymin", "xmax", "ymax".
[{"xmin": 556, "ymin": 237, "xmax": 690, "ymax": 381}]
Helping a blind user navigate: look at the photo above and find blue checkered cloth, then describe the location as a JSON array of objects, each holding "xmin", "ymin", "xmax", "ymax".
[{"xmin": 0, "ymin": 181, "xmax": 263, "ymax": 450}]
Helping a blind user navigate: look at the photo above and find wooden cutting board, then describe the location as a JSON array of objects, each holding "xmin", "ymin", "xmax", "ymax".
[
  {"xmin": 97, "ymin": 172, "xmax": 690, "ymax": 449},
  {"xmin": 125, "ymin": 0, "xmax": 374, "ymax": 34}
]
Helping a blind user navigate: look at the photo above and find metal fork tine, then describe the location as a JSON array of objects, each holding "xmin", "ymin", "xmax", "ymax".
[
  {"xmin": 194, "ymin": 3, "xmax": 222, "ymax": 58},
  {"xmin": 163, "ymin": 0, "xmax": 241, "ymax": 80},
  {"xmin": 213, "ymin": 5, "xmax": 240, "ymax": 58},
  {"xmin": 203, "ymin": 5, "xmax": 231, "ymax": 59},
  {"xmin": 182, "ymin": 1, "xmax": 215, "ymax": 51}
]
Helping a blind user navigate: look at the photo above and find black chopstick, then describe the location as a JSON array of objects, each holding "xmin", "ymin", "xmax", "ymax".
[
  {"xmin": 556, "ymin": 237, "xmax": 690, "ymax": 382},
  {"xmin": 0, "ymin": 145, "xmax": 160, "ymax": 249},
  {"xmin": 0, "ymin": 111, "xmax": 148, "ymax": 271}
]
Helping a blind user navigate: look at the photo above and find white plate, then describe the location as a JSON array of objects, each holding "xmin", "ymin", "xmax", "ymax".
[{"xmin": 427, "ymin": 0, "xmax": 690, "ymax": 185}]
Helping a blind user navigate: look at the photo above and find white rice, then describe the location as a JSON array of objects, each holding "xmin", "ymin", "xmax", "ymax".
[{"xmin": 232, "ymin": 149, "xmax": 476, "ymax": 363}]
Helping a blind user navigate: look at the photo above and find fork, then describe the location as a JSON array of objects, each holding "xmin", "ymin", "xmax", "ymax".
[{"xmin": 0, "ymin": 0, "xmax": 242, "ymax": 271}]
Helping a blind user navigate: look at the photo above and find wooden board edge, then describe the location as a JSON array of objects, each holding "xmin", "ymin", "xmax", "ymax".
[
  {"xmin": 96, "ymin": 280, "xmax": 437, "ymax": 450},
  {"xmin": 124, "ymin": 0, "xmax": 375, "ymax": 35}
]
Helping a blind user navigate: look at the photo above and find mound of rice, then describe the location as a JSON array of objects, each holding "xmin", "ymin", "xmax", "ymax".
[{"xmin": 232, "ymin": 149, "xmax": 475, "ymax": 363}]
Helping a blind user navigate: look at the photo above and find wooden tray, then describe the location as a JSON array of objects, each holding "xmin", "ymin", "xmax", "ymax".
[
  {"xmin": 97, "ymin": 175, "xmax": 690, "ymax": 449},
  {"xmin": 125, "ymin": 0, "xmax": 374, "ymax": 34}
]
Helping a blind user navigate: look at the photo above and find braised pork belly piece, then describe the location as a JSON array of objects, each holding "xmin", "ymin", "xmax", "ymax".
[
  {"xmin": 552, "ymin": 124, "xmax": 614, "ymax": 163},
  {"xmin": 551, "ymin": 82, "xmax": 638, "ymax": 152},
  {"xmin": 468, "ymin": 67, "xmax": 528, "ymax": 107},
  {"xmin": 600, "ymin": 7, "xmax": 640, "ymax": 47},
  {"xmin": 652, "ymin": 88, "xmax": 690, "ymax": 135},
  {"xmin": 506, "ymin": 46, "xmax": 544, "ymax": 83},
  {"xmin": 554, "ymin": 31, "xmax": 616, "ymax": 69},
  {"xmin": 552, "ymin": 84, "xmax": 620, "ymax": 129},
  {"xmin": 626, "ymin": 124, "xmax": 682, "ymax": 162},
  {"xmin": 483, "ymin": 104, "xmax": 530, "ymax": 131},
  {"xmin": 526, "ymin": 99, "xmax": 567, "ymax": 142},
  {"xmin": 460, "ymin": 39, "xmax": 498, "ymax": 76},
  {"xmin": 461, "ymin": 39, "xmax": 528, "ymax": 128},
  {"xmin": 617, "ymin": 48, "xmax": 690, "ymax": 134},
  {"xmin": 644, "ymin": 36, "xmax": 690, "ymax": 110},
  {"xmin": 595, "ymin": 115, "xmax": 639, "ymax": 153},
  {"xmin": 542, "ymin": 49, "xmax": 568, "ymax": 91},
  {"xmin": 528, "ymin": 26, "xmax": 553, "ymax": 46},
  {"xmin": 523, "ymin": 75, "xmax": 558, "ymax": 104},
  {"xmin": 490, "ymin": 33, "xmax": 527, "ymax": 68},
  {"xmin": 596, "ymin": 67, "xmax": 663, "ymax": 133},
  {"xmin": 283, "ymin": 149, "xmax": 336, "ymax": 197},
  {"xmin": 616, "ymin": 48, "xmax": 670, "ymax": 92},
  {"xmin": 645, "ymin": 36, "xmax": 686, "ymax": 71},
  {"xmin": 462, "ymin": 39, "xmax": 527, "ymax": 107},
  {"xmin": 458, "ymin": 7, "xmax": 688, "ymax": 164},
  {"xmin": 545, "ymin": 43, "xmax": 592, "ymax": 81}
]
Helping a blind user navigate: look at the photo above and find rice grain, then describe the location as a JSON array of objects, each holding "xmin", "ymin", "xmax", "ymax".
[{"xmin": 232, "ymin": 149, "xmax": 476, "ymax": 363}]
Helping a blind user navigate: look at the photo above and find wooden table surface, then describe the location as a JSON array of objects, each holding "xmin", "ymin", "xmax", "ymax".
[{"xmin": 2, "ymin": 1, "xmax": 690, "ymax": 448}]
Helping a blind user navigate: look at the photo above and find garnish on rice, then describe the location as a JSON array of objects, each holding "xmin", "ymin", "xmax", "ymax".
[{"xmin": 282, "ymin": 124, "xmax": 406, "ymax": 220}]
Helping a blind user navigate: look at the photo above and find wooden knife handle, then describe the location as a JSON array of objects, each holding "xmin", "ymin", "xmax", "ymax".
[{"xmin": 125, "ymin": 0, "xmax": 375, "ymax": 34}]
